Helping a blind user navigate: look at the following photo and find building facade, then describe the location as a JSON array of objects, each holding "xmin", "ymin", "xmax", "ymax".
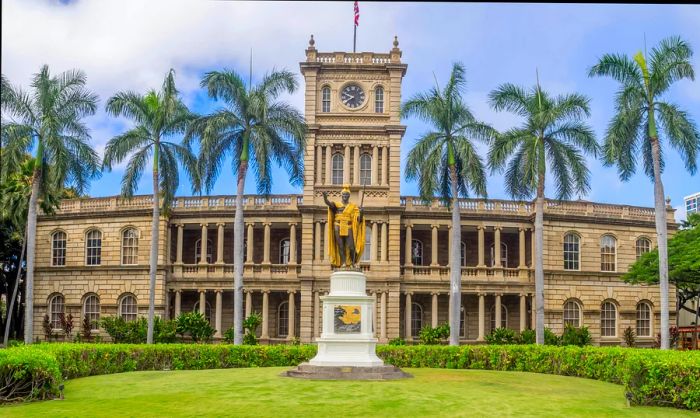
[
  {"xmin": 32, "ymin": 38, "xmax": 677, "ymax": 346},
  {"xmin": 686, "ymin": 192, "xmax": 699, "ymax": 216}
]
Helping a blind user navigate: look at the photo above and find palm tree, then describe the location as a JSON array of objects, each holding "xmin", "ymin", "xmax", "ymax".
[
  {"xmin": 1, "ymin": 66, "xmax": 100, "ymax": 344},
  {"xmin": 103, "ymin": 69, "xmax": 197, "ymax": 344},
  {"xmin": 488, "ymin": 82, "xmax": 598, "ymax": 345},
  {"xmin": 186, "ymin": 69, "xmax": 306, "ymax": 344},
  {"xmin": 588, "ymin": 36, "xmax": 698, "ymax": 349},
  {"xmin": 402, "ymin": 63, "xmax": 497, "ymax": 346}
]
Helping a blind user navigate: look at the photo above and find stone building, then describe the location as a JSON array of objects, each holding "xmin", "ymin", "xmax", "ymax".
[{"xmin": 31, "ymin": 37, "xmax": 677, "ymax": 346}]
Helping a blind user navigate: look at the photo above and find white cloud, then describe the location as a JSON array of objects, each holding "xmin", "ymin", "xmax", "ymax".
[{"xmin": 674, "ymin": 204, "xmax": 688, "ymax": 223}]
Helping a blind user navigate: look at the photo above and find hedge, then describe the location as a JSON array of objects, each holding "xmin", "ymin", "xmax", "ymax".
[{"xmin": 1, "ymin": 343, "xmax": 698, "ymax": 411}]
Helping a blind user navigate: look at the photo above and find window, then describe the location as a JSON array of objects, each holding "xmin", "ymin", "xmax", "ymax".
[
  {"xmin": 279, "ymin": 239, "xmax": 290, "ymax": 264},
  {"xmin": 411, "ymin": 302, "xmax": 423, "ymax": 336},
  {"xmin": 635, "ymin": 238, "xmax": 651, "ymax": 260},
  {"xmin": 460, "ymin": 305, "xmax": 467, "ymax": 338},
  {"xmin": 489, "ymin": 242, "xmax": 508, "ymax": 267},
  {"xmin": 195, "ymin": 239, "xmax": 213, "ymax": 264},
  {"xmin": 600, "ymin": 235, "xmax": 616, "ymax": 272},
  {"xmin": 361, "ymin": 225, "xmax": 371, "ymax": 261},
  {"xmin": 563, "ymin": 233, "xmax": 580, "ymax": 270},
  {"xmin": 600, "ymin": 301, "xmax": 617, "ymax": 337},
  {"xmin": 460, "ymin": 241, "xmax": 467, "ymax": 267},
  {"xmin": 52, "ymin": 231, "xmax": 66, "ymax": 266},
  {"xmin": 193, "ymin": 301, "xmax": 212, "ymax": 323},
  {"xmin": 85, "ymin": 229, "xmax": 102, "ymax": 265},
  {"xmin": 119, "ymin": 294, "xmax": 137, "ymax": 322},
  {"xmin": 278, "ymin": 301, "xmax": 289, "ymax": 337},
  {"xmin": 490, "ymin": 304, "xmax": 508, "ymax": 331},
  {"xmin": 321, "ymin": 86, "xmax": 331, "ymax": 112},
  {"xmin": 375, "ymin": 86, "xmax": 384, "ymax": 113},
  {"xmin": 410, "ymin": 239, "xmax": 423, "ymax": 265},
  {"xmin": 563, "ymin": 300, "xmax": 581, "ymax": 327},
  {"xmin": 636, "ymin": 302, "xmax": 651, "ymax": 337},
  {"xmin": 332, "ymin": 153, "xmax": 344, "ymax": 185},
  {"xmin": 83, "ymin": 294, "xmax": 100, "ymax": 330},
  {"xmin": 359, "ymin": 153, "xmax": 372, "ymax": 185},
  {"xmin": 121, "ymin": 228, "xmax": 138, "ymax": 265},
  {"xmin": 49, "ymin": 294, "xmax": 65, "ymax": 330}
]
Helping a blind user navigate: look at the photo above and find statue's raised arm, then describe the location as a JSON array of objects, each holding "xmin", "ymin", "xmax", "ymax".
[{"xmin": 322, "ymin": 191, "xmax": 336, "ymax": 212}]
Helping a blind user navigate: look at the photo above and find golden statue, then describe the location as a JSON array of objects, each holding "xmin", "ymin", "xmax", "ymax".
[{"xmin": 323, "ymin": 184, "xmax": 365, "ymax": 268}]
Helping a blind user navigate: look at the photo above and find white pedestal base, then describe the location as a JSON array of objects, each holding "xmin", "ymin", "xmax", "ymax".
[{"xmin": 310, "ymin": 338, "xmax": 384, "ymax": 367}]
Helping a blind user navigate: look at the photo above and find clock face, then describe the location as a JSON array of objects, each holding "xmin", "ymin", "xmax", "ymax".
[{"xmin": 340, "ymin": 84, "xmax": 365, "ymax": 109}]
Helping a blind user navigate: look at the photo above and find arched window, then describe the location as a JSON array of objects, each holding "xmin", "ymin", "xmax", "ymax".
[
  {"xmin": 563, "ymin": 233, "xmax": 580, "ymax": 270},
  {"xmin": 489, "ymin": 242, "xmax": 508, "ymax": 267},
  {"xmin": 411, "ymin": 302, "xmax": 423, "ymax": 336},
  {"xmin": 52, "ymin": 231, "xmax": 67, "ymax": 266},
  {"xmin": 359, "ymin": 153, "xmax": 372, "ymax": 185},
  {"xmin": 600, "ymin": 235, "xmax": 617, "ymax": 272},
  {"xmin": 600, "ymin": 301, "xmax": 617, "ymax": 337},
  {"xmin": 460, "ymin": 241, "xmax": 467, "ymax": 267},
  {"xmin": 119, "ymin": 294, "xmax": 138, "ymax": 322},
  {"xmin": 410, "ymin": 239, "xmax": 423, "ymax": 265},
  {"xmin": 195, "ymin": 239, "xmax": 213, "ymax": 264},
  {"xmin": 375, "ymin": 86, "xmax": 384, "ymax": 113},
  {"xmin": 279, "ymin": 239, "xmax": 290, "ymax": 264},
  {"xmin": 278, "ymin": 301, "xmax": 289, "ymax": 337},
  {"xmin": 490, "ymin": 304, "xmax": 508, "ymax": 331},
  {"xmin": 636, "ymin": 302, "xmax": 652, "ymax": 337},
  {"xmin": 121, "ymin": 228, "xmax": 138, "ymax": 265},
  {"xmin": 85, "ymin": 229, "xmax": 102, "ymax": 265},
  {"xmin": 321, "ymin": 86, "xmax": 331, "ymax": 113},
  {"xmin": 361, "ymin": 225, "xmax": 371, "ymax": 261},
  {"xmin": 83, "ymin": 294, "xmax": 100, "ymax": 330},
  {"xmin": 193, "ymin": 301, "xmax": 213, "ymax": 323},
  {"xmin": 635, "ymin": 238, "xmax": 651, "ymax": 260},
  {"xmin": 563, "ymin": 300, "xmax": 582, "ymax": 327},
  {"xmin": 332, "ymin": 153, "xmax": 344, "ymax": 185},
  {"xmin": 49, "ymin": 294, "xmax": 65, "ymax": 330}
]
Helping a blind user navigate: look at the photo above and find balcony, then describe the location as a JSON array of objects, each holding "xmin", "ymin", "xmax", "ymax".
[
  {"xmin": 172, "ymin": 263, "xmax": 301, "ymax": 282},
  {"xmin": 401, "ymin": 265, "xmax": 530, "ymax": 283}
]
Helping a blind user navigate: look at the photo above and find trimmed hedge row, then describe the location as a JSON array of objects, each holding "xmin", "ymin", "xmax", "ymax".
[{"xmin": 1, "ymin": 343, "xmax": 698, "ymax": 411}]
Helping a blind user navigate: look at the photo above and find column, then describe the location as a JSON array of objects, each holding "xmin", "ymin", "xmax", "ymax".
[
  {"xmin": 518, "ymin": 227, "xmax": 526, "ymax": 269},
  {"xmin": 216, "ymin": 223, "xmax": 225, "ymax": 264},
  {"xmin": 530, "ymin": 294, "xmax": 536, "ymax": 331},
  {"xmin": 199, "ymin": 290, "xmax": 206, "ymax": 316},
  {"xmin": 405, "ymin": 292, "xmax": 412, "ymax": 339},
  {"xmin": 263, "ymin": 222, "xmax": 271, "ymax": 264},
  {"xmin": 380, "ymin": 222, "xmax": 388, "ymax": 262},
  {"xmin": 313, "ymin": 291, "xmax": 320, "ymax": 338},
  {"xmin": 289, "ymin": 223, "xmax": 297, "ymax": 264},
  {"xmin": 199, "ymin": 224, "xmax": 208, "ymax": 264},
  {"xmin": 246, "ymin": 223, "xmax": 254, "ymax": 263},
  {"xmin": 353, "ymin": 145, "xmax": 360, "ymax": 185},
  {"xmin": 261, "ymin": 291, "xmax": 269, "ymax": 339},
  {"xmin": 477, "ymin": 293, "xmax": 485, "ymax": 341},
  {"xmin": 448, "ymin": 225, "xmax": 452, "ymax": 264},
  {"xmin": 405, "ymin": 224, "xmax": 413, "ymax": 266},
  {"xmin": 519, "ymin": 293, "xmax": 527, "ymax": 332},
  {"xmin": 530, "ymin": 228, "xmax": 535, "ymax": 267},
  {"xmin": 431, "ymin": 225, "xmax": 439, "ymax": 266},
  {"xmin": 494, "ymin": 227, "xmax": 502, "ymax": 268},
  {"xmin": 174, "ymin": 290, "xmax": 182, "ymax": 317},
  {"xmin": 431, "ymin": 293, "xmax": 439, "ymax": 327},
  {"xmin": 288, "ymin": 291, "xmax": 296, "ymax": 339},
  {"xmin": 380, "ymin": 291, "xmax": 387, "ymax": 341},
  {"xmin": 215, "ymin": 290, "xmax": 222, "ymax": 337},
  {"xmin": 477, "ymin": 226, "xmax": 485, "ymax": 267},
  {"xmin": 324, "ymin": 145, "xmax": 332, "ymax": 185},
  {"xmin": 370, "ymin": 222, "xmax": 378, "ymax": 262},
  {"xmin": 371, "ymin": 145, "xmax": 378, "ymax": 186},
  {"xmin": 245, "ymin": 291, "xmax": 252, "ymax": 318},
  {"xmin": 343, "ymin": 145, "xmax": 350, "ymax": 184},
  {"xmin": 315, "ymin": 145, "xmax": 322, "ymax": 184},
  {"xmin": 381, "ymin": 146, "xmax": 388, "ymax": 186},
  {"xmin": 495, "ymin": 294, "xmax": 502, "ymax": 328},
  {"xmin": 314, "ymin": 222, "xmax": 322, "ymax": 262},
  {"xmin": 175, "ymin": 224, "xmax": 184, "ymax": 264}
]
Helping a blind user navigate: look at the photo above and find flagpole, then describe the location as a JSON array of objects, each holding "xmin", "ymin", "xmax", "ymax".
[{"xmin": 353, "ymin": 25, "xmax": 357, "ymax": 53}]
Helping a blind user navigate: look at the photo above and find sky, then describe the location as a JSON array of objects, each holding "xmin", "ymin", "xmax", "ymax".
[{"xmin": 2, "ymin": 1, "xmax": 699, "ymax": 220}]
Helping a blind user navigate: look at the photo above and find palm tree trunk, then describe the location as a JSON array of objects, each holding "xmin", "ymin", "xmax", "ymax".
[
  {"xmin": 233, "ymin": 161, "xmax": 248, "ymax": 345},
  {"xmin": 534, "ymin": 173, "xmax": 545, "ymax": 345},
  {"xmin": 449, "ymin": 165, "xmax": 461, "ymax": 346},
  {"xmin": 23, "ymin": 167, "xmax": 42, "ymax": 344},
  {"xmin": 650, "ymin": 136, "xmax": 670, "ymax": 349},
  {"xmin": 693, "ymin": 293, "xmax": 699, "ymax": 350},
  {"xmin": 147, "ymin": 165, "xmax": 160, "ymax": 344},
  {"xmin": 3, "ymin": 231, "xmax": 26, "ymax": 346}
]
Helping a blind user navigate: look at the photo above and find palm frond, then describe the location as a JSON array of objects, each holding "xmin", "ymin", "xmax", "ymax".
[
  {"xmin": 656, "ymin": 101, "xmax": 699, "ymax": 175},
  {"xmin": 588, "ymin": 53, "xmax": 643, "ymax": 87}
]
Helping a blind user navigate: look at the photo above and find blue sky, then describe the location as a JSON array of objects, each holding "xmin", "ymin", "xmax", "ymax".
[{"xmin": 2, "ymin": 1, "xmax": 699, "ymax": 220}]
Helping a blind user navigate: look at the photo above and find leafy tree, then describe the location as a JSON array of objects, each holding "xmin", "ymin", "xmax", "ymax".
[
  {"xmin": 589, "ymin": 36, "xmax": 699, "ymax": 349},
  {"xmin": 401, "ymin": 63, "xmax": 497, "ymax": 345},
  {"xmin": 186, "ymin": 69, "xmax": 306, "ymax": 344},
  {"xmin": 103, "ymin": 69, "xmax": 197, "ymax": 344},
  {"xmin": 1, "ymin": 67, "xmax": 100, "ymax": 344},
  {"xmin": 488, "ymin": 82, "xmax": 598, "ymax": 344}
]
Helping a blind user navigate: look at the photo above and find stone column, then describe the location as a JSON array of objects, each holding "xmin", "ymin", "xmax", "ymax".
[
  {"xmin": 530, "ymin": 228, "xmax": 535, "ymax": 267},
  {"xmin": 519, "ymin": 293, "xmax": 527, "ymax": 332},
  {"xmin": 199, "ymin": 290, "xmax": 206, "ymax": 316},
  {"xmin": 315, "ymin": 145, "xmax": 323, "ymax": 184},
  {"xmin": 313, "ymin": 291, "xmax": 320, "ymax": 338},
  {"xmin": 175, "ymin": 224, "xmax": 184, "ymax": 264},
  {"xmin": 325, "ymin": 145, "xmax": 332, "ymax": 185},
  {"xmin": 288, "ymin": 291, "xmax": 296, "ymax": 339},
  {"xmin": 405, "ymin": 224, "xmax": 413, "ymax": 266},
  {"xmin": 263, "ymin": 222, "xmax": 271, "ymax": 264},
  {"xmin": 448, "ymin": 225, "xmax": 453, "ymax": 264},
  {"xmin": 495, "ymin": 293, "xmax": 502, "ymax": 328},
  {"xmin": 261, "ymin": 291, "xmax": 269, "ymax": 339},
  {"xmin": 518, "ymin": 227, "xmax": 526, "ymax": 269},
  {"xmin": 174, "ymin": 290, "xmax": 181, "ymax": 317},
  {"xmin": 246, "ymin": 223, "xmax": 254, "ymax": 263},
  {"xmin": 380, "ymin": 291, "xmax": 387, "ymax": 341},
  {"xmin": 431, "ymin": 293, "xmax": 439, "ymax": 327},
  {"xmin": 289, "ymin": 223, "xmax": 297, "ymax": 264},
  {"xmin": 199, "ymin": 224, "xmax": 208, "ymax": 264},
  {"xmin": 245, "ymin": 291, "xmax": 252, "ymax": 318},
  {"xmin": 380, "ymin": 222, "xmax": 388, "ymax": 262},
  {"xmin": 431, "ymin": 224, "xmax": 439, "ymax": 266},
  {"xmin": 494, "ymin": 227, "xmax": 502, "ymax": 268},
  {"xmin": 216, "ymin": 223, "xmax": 225, "ymax": 264},
  {"xmin": 477, "ymin": 293, "xmax": 485, "ymax": 341},
  {"xmin": 343, "ymin": 145, "xmax": 350, "ymax": 184},
  {"xmin": 530, "ymin": 294, "xmax": 536, "ymax": 331},
  {"xmin": 370, "ymin": 222, "xmax": 378, "ymax": 262},
  {"xmin": 381, "ymin": 146, "xmax": 388, "ymax": 186},
  {"xmin": 215, "ymin": 290, "xmax": 222, "ymax": 337},
  {"xmin": 404, "ymin": 292, "xmax": 412, "ymax": 340},
  {"xmin": 477, "ymin": 226, "xmax": 485, "ymax": 267},
  {"xmin": 314, "ymin": 222, "xmax": 322, "ymax": 262},
  {"xmin": 371, "ymin": 145, "xmax": 378, "ymax": 186},
  {"xmin": 353, "ymin": 145, "xmax": 360, "ymax": 185}
]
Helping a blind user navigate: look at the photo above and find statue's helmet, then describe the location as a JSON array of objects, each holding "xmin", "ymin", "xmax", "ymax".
[{"xmin": 341, "ymin": 184, "xmax": 351, "ymax": 196}]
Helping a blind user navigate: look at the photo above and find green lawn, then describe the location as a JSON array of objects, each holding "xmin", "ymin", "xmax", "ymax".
[{"xmin": 3, "ymin": 368, "xmax": 697, "ymax": 417}]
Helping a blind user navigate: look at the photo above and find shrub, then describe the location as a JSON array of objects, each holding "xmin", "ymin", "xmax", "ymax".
[
  {"xmin": 59, "ymin": 313, "xmax": 74, "ymax": 339},
  {"xmin": 624, "ymin": 326, "xmax": 636, "ymax": 347},
  {"xmin": 485, "ymin": 327, "xmax": 518, "ymax": 345},
  {"xmin": 388, "ymin": 337, "xmax": 406, "ymax": 346},
  {"xmin": 175, "ymin": 312, "xmax": 215, "ymax": 343},
  {"xmin": 0, "ymin": 346, "xmax": 61, "ymax": 403},
  {"xmin": 418, "ymin": 324, "xmax": 450, "ymax": 345},
  {"xmin": 243, "ymin": 312, "xmax": 262, "ymax": 345},
  {"xmin": 544, "ymin": 328, "xmax": 561, "ymax": 346},
  {"xmin": 101, "ymin": 316, "xmax": 177, "ymax": 344},
  {"xmin": 81, "ymin": 314, "xmax": 92, "ymax": 342},
  {"xmin": 560, "ymin": 325, "xmax": 592, "ymax": 347},
  {"xmin": 42, "ymin": 314, "xmax": 53, "ymax": 342},
  {"xmin": 518, "ymin": 329, "xmax": 536, "ymax": 344}
]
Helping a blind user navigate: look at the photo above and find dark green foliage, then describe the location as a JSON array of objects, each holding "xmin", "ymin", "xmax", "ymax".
[
  {"xmin": 519, "ymin": 329, "xmax": 536, "ymax": 344},
  {"xmin": 544, "ymin": 328, "xmax": 561, "ymax": 346},
  {"xmin": 175, "ymin": 312, "xmax": 215, "ymax": 343},
  {"xmin": 624, "ymin": 326, "xmax": 636, "ymax": 348},
  {"xmin": 418, "ymin": 324, "xmax": 450, "ymax": 345},
  {"xmin": 560, "ymin": 325, "xmax": 592, "ymax": 347},
  {"xmin": 485, "ymin": 327, "xmax": 518, "ymax": 344},
  {"xmin": 243, "ymin": 313, "xmax": 262, "ymax": 345},
  {"xmin": 41, "ymin": 315, "xmax": 52, "ymax": 342},
  {"xmin": 100, "ymin": 316, "xmax": 177, "ymax": 344},
  {"xmin": 388, "ymin": 337, "xmax": 406, "ymax": 346}
]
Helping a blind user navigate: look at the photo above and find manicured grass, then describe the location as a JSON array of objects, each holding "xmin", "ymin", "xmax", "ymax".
[{"xmin": 3, "ymin": 367, "xmax": 696, "ymax": 417}]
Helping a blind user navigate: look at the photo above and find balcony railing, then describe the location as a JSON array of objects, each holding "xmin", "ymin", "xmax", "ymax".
[
  {"xmin": 172, "ymin": 263, "xmax": 301, "ymax": 281},
  {"xmin": 401, "ymin": 265, "xmax": 530, "ymax": 281}
]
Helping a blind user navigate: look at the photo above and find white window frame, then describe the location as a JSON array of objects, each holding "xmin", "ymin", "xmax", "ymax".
[
  {"xmin": 332, "ymin": 153, "xmax": 344, "ymax": 185},
  {"xmin": 52, "ymin": 231, "xmax": 67, "ymax": 266},
  {"xmin": 321, "ymin": 87, "xmax": 331, "ymax": 113},
  {"xmin": 600, "ymin": 301, "xmax": 617, "ymax": 337},
  {"xmin": 600, "ymin": 235, "xmax": 617, "ymax": 272},
  {"xmin": 411, "ymin": 302, "xmax": 423, "ymax": 336},
  {"xmin": 277, "ymin": 301, "xmax": 289, "ymax": 337},
  {"xmin": 563, "ymin": 233, "xmax": 580, "ymax": 271},
  {"xmin": 85, "ymin": 229, "xmax": 102, "ymax": 266},
  {"xmin": 411, "ymin": 239, "xmax": 423, "ymax": 266},
  {"xmin": 279, "ymin": 238, "xmax": 291, "ymax": 264},
  {"xmin": 359, "ymin": 153, "xmax": 372, "ymax": 185},
  {"xmin": 563, "ymin": 299, "xmax": 582, "ymax": 327},
  {"xmin": 375, "ymin": 86, "xmax": 384, "ymax": 113},
  {"xmin": 460, "ymin": 241, "xmax": 468, "ymax": 267},
  {"xmin": 49, "ymin": 294, "xmax": 65, "ymax": 330},
  {"xmin": 119, "ymin": 294, "xmax": 138, "ymax": 322},
  {"xmin": 636, "ymin": 302, "xmax": 652, "ymax": 337},
  {"xmin": 121, "ymin": 228, "xmax": 139, "ymax": 265},
  {"xmin": 361, "ymin": 225, "xmax": 371, "ymax": 261},
  {"xmin": 83, "ymin": 294, "xmax": 100, "ymax": 330},
  {"xmin": 489, "ymin": 242, "xmax": 508, "ymax": 268},
  {"xmin": 195, "ymin": 239, "xmax": 213, "ymax": 264},
  {"xmin": 635, "ymin": 237, "xmax": 651, "ymax": 261}
]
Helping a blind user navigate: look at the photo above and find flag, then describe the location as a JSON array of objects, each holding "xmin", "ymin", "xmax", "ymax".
[{"xmin": 354, "ymin": 1, "xmax": 360, "ymax": 26}]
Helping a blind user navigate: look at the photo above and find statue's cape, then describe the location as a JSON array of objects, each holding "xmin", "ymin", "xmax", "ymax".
[{"xmin": 327, "ymin": 201, "xmax": 365, "ymax": 267}]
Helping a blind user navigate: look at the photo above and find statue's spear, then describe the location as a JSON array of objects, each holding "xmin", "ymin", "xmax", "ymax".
[{"xmin": 360, "ymin": 182, "xmax": 367, "ymax": 211}]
